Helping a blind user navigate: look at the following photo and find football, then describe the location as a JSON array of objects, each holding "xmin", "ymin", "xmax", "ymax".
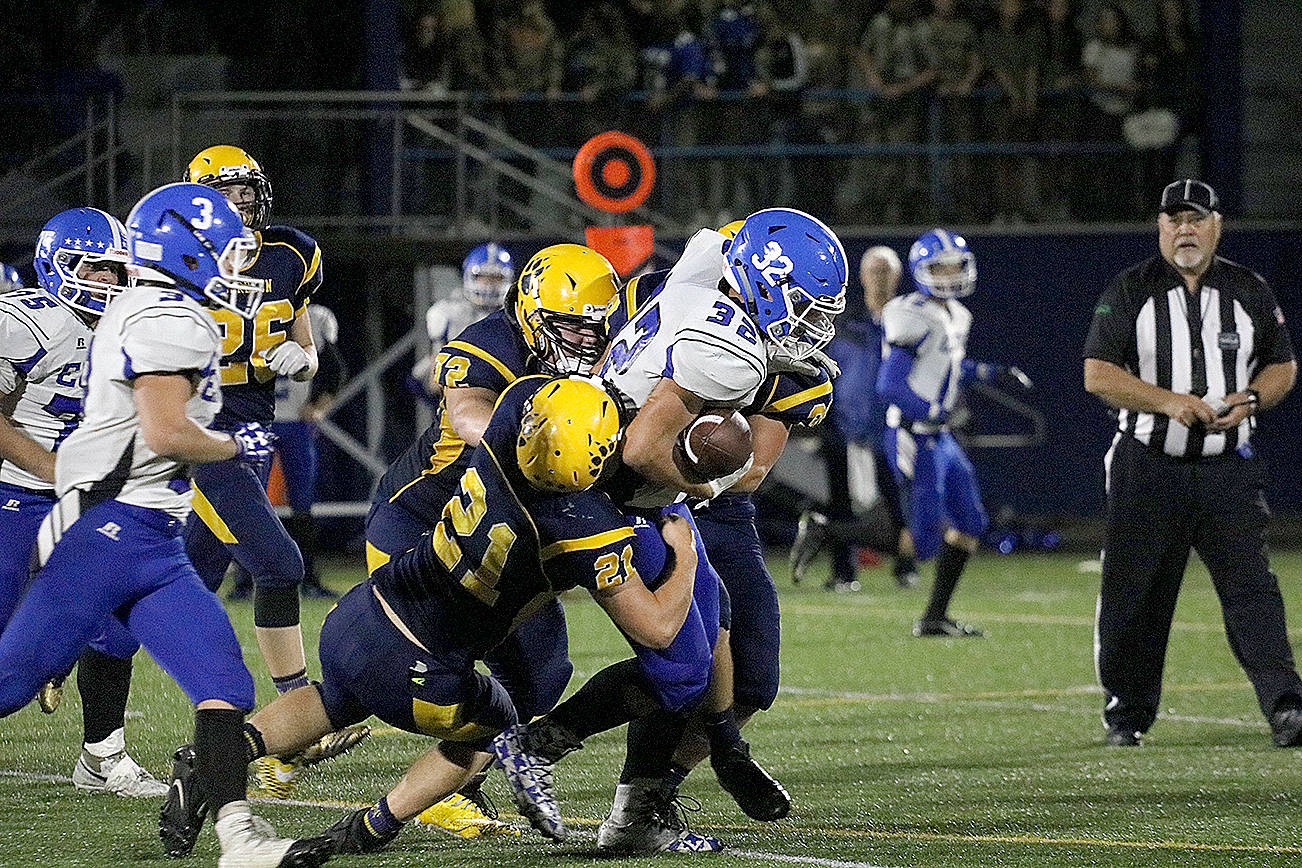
[{"xmin": 675, "ymin": 410, "xmax": 753, "ymax": 483}]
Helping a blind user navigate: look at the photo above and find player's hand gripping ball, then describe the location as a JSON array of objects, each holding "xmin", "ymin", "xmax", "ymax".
[{"xmin": 674, "ymin": 410, "xmax": 753, "ymax": 484}]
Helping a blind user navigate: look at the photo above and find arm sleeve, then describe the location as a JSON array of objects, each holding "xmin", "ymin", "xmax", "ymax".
[
  {"xmin": 541, "ymin": 520, "xmax": 640, "ymax": 593},
  {"xmin": 877, "ymin": 346, "xmax": 939, "ymax": 422},
  {"xmin": 1082, "ymin": 274, "xmax": 1135, "ymax": 365},
  {"xmin": 1248, "ymin": 274, "xmax": 1295, "ymax": 366},
  {"xmin": 119, "ymin": 309, "xmax": 218, "ymax": 378},
  {"xmin": 434, "ymin": 339, "xmax": 514, "ymax": 392},
  {"xmin": 960, "ymin": 358, "xmax": 998, "ymax": 384}
]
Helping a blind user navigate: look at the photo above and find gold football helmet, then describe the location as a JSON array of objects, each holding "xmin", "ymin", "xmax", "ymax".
[
  {"xmin": 516, "ymin": 377, "xmax": 621, "ymax": 493},
  {"xmin": 186, "ymin": 145, "xmax": 274, "ymax": 231},
  {"xmin": 513, "ymin": 244, "xmax": 618, "ymax": 373},
  {"xmin": 716, "ymin": 220, "xmax": 745, "ymax": 240}
]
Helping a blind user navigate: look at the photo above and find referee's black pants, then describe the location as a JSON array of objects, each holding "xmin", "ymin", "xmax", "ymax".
[{"xmin": 1097, "ymin": 435, "xmax": 1302, "ymax": 733}]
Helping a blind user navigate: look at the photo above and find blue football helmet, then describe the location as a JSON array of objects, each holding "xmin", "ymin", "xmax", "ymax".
[
  {"xmin": 723, "ymin": 208, "xmax": 847, "ymax": 360},
  {"xmin": 0, "ymin": 264, "xmax": 20, "ymax": 294},
  {"xmin": 126, "ymin": 183, "xmax": 263, "ymax": 317},
  {"xmin": 463, "ymin": 242, "xmax": 514, "ymax": 308},
  {"xmin": 34, "ymin": 207, "xmax": 131, "ymax": 316},
  {"xmin": 909, "ymin": 228, "xmax": 976, "ymax": 299}
]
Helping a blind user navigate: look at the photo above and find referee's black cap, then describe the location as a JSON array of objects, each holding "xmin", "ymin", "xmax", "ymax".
[{"xmin": 1160, "ymin": 179, "xmax": 1220, "ymax": 215}]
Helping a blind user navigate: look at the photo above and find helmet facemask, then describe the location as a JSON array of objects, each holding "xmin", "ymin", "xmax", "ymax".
[
  {"xmin": 463, "ymin": 263, "xmax": 513, "ymax": 308},
  {"xmin": 157, "ymin": 209, "xmax": 264, "ymax": 317},
  {"xmin": 49, "ymin": 246, "xmax": 131, "ymax": 316},
  {"xmin": 776, "ymin": 278, "xmax": 845, "ymax": 360},
  {"xmin": 207, "ymin": 174, "xmax": 273, "ymax": 231},
  {"xmin": 915, "ymin": 253, "xmax": 976, "ymax": 299},
  {"xmin": 529, "ymin": 310, "xmax": 607, "ymax": 374}
]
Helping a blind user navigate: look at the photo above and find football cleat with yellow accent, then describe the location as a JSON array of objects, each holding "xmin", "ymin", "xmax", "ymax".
[
  {"xmin": 415, "ymin": 794, "xmax": 521, "ymax": 838},
  {"xmin": 37, "ymin": 678, "xmax": 64, "ymax": 713},
  {"xmin": 255, "ymin": 724, "xmax": 371, "ymax": 798},
  {"xmin": 253, "ymin": 756, "xmax": 299, "ymax": 800},
  {"xmin": 298, "ymin": 724, "xmax": 371, "ymax": 767}
]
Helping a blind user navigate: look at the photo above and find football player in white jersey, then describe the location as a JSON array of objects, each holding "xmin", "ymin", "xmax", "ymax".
[
  {"xmin": 495, "ymin": 208, "xmax": 848, "ymax": 850},
  {"xmin": 0, "ymin": 207, "xmax": 168, "ymax": 797},
  {"xmin": 879, "ymin": 229, "xmax": 1030, "ymax": 638},
  {"xmin": 416, "ymin": 242, "xmax": 514, "ymax": 392},
  {"xmin": 0, "ymin": 184, "xmax": 331, "ymax": 868}
]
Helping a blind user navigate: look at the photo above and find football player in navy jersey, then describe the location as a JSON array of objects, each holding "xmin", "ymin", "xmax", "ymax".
[{"xmin": 358, "ymin": 243, "xmax": 617, "ymax": 835}]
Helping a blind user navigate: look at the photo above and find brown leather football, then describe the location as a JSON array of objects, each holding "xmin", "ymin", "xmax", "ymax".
[{"xmin": 674, "ymin": 410, "xmax": 753, "ymax": 483}]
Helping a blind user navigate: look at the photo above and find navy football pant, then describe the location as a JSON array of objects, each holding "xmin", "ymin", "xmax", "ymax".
[
  {"xmin": 0, "ymin": 499, "xmax": 254, "ymax": 715},
  {"xmin": 186, "ymin": 456, "xmax": 304, "ymax": 592},
  {"xmin": 0, "ymin": 482, "xmax": 137, "ymax": 659},
  {"xmin": 270, "ymin": 421, "xmax": 317, "ymax": 514},
  {"xmin": 316, "ymin": 581, "xmax": 516, "ymax": 751},
  {"xmin": 694, "ymin": 498, "xmax": 781, "ymax": 711},
  {"xmin": 365, "ymin": 497, "xmax": 571, "ymax": 722}
]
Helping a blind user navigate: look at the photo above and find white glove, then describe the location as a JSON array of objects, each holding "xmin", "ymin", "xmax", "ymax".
[
  {"xmin": 809, "ymin": 348, "xmax": 841, "ymax": 379},
  {"xmin": 765, "ymin": 343, "xmax": 817, "ymax": 377},
  {"xmin": 262, "ymin": 340, "xmax": 311, "ymax": 377},
  {"xmin": 705, "ymin": 453, "xmax": 755, "ymax": 499}
]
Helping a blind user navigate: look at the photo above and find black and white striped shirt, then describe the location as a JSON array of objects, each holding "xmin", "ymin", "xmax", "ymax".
[{"xmin": 1083, "ymin": 255, "xmax": 1293, "ymax": 459}]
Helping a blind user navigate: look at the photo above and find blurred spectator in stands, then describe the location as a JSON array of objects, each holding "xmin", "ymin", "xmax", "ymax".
[
  {"xmin": 757, "ymin": 1, "xmax": 809, "ymax": 207},
  {"xmin": 638, "ymin": 3, "xmax": 715, "ymax": 224},
  {"xmin": 490, "ymin": 0, "xmax": 563, "ymax": 145},
  {"xmin": 982, "ymin": 0, "xmax": 1045, "ymax": 223},
  {"xmin": 790, "ymin": 0, "xmax": 854, "ymax": 216},
  {"xmin": 563, "ymin": 1, "xmax": 638, "ymax": 142},
  {"xmin": 922, "ymin": 0, "xmax": 982, "ymax": 222},
  {"xmin": 703, "ymin": 2, "xmax": 770, "ymax": 225},
  {"xmin": 1138, "ymin": 0, "xmax": 1199, "ymax": 199},
  {"xmin": 401, "ymin": 0, "xmax": 488, "ymax": 93},
  {"xmin": 1039, "ymin": 0, "xmax": 1084, "ymax": 220},
  {"xmin": 1080, "ymin": 2, "xmax": 1139, "ymax": 218},
  {"xmin": 851, "ymin": 0, "xmax": 935, "ymax": 224}
]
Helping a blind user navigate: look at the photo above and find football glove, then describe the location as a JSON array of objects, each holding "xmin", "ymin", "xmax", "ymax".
[
  {"xmin": 705, "ymin": 453, "xmax": 754, "ymax": 500},
  {"xmin": 1005, "ymin": 365, "xmax": 1034, "ymax": 390},
  {"xmin": 262, "ymin": 340, "xmax": 311, "ymax": 377},
  {"xmin": 231, "ymin": 423, "xmax": 277, "ymax": 463}
]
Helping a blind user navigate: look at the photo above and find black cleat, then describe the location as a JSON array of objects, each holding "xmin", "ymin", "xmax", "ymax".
[
  {"xmin": 913, "ymin": 617, "xmax": 983, "ymax": 638},
  {"xmin": 300, "ymin": 581, "xmax": 338, "ymax": 600},
  {"xmin": 1104, "ymin": 726, "xmax": 1142, "ymax": 747},
  {"xmin": 321, "ymin": 809, "xmax": 400, "ymax": 854},
  {"xmin": 277, "ymin": 835, "xmax": 336, "ymax": 867},
  {"xmin": 1270, "ymin": 706, "xmax": 1302, "ymax": 747},
  {"xmin": 790, "ymin": 511, "xmax": 828, "ymax": 584},
  {"xmin": 160, "ymin": 745, "xmax": 208, "ymax": 858},
  {"xmin": 709, "ymin": 740, "xmax": 791, "ymax": 821}
]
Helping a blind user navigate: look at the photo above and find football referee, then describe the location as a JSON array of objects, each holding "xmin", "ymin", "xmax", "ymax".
[{"xmin": 1083, "ymin": 179, "xmax": 1302, "ymax": 748}]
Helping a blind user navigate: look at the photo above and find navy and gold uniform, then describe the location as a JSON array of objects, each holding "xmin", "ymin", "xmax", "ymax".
[
  {"xmin": 365, "ymin": 308, "xmax": 571, "ymax": 722},
  {"xmin": 318, "ymin": 376, "xmax": 692, "ymax": 745},
  {"xmin": 692, "ymin": 368, "xmax": 832, "ymax": 712},
  {"xmin": 184, "ymin": 225, "xmax": 322, "ymax": 611}
]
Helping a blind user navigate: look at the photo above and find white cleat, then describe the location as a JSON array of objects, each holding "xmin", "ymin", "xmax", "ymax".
[
  {"xmin": 72, "ymin": 751, "xmax": 169, "ymax": 798},
  {"xmin": 491, "ymin": 725, "xmax": 567, "ymax": 841},
  {"xmin": 597, "ymin": 781, "xmax": 724, "ymax": 854},
  {"xmin": 214, "ymin": 801, "xmax": 332, "ymax": 868}
]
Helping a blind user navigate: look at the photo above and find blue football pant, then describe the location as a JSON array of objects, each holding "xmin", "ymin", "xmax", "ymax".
[
  {"xmin": 0, "ymin": 482, "xmax": 137, "ymax": 659},
  {"xmin": 694, "ymin": 503, "xmax": 781, "ymax": 711},
  {"xmin": 0, "ymin": 499, "xmax": 254, "ymax": 715},
  {"xmin": 365, "ymin": 497, "xmax": 572, "ymax": 722},
  {"xmin": 883, "ymin": 428, "xmax": 989, "ymax": 561},
  {"xmin": 186, "ymin": 456, "xmax": 304, "ymax": 592},
  {"xmin": 270, "ymin": 421, "xmax": 317, "ymax": 513}
]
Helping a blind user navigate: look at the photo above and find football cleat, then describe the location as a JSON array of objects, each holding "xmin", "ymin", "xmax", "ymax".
[
  {"xmin": 416, "ymin": 794, "xmax": 520, "ymax": 838},
  {"xmin": 492, "ymin": 724, "xmax": 567, "ymax": 841},
  {"xmin": 1104, "ymin": 726, "xmax": 1142, "ymax": 747},
  {"xmin": 893, "ymin": 563, "xmax": 921, "ymax": 589},
  {"xmin": 256, "ymin": 724, "xmax": 371, "ymax": 798},
  {"xmin": 913, "ymin": 617, "xmax": 984, "ymax": 638},
  {"xmin": 73, "ymin": 750, "xmax": 169, "ymax": 798},
  {"xmin": 790, "ymin": 510, "xmax": 828, "ymax": 584},
  {"xmin": 1270, "ymin": 706, "xmax": 1302, "ymax": 747},
  {"xmin": 214, "ymin": 801, "xmax": 333, "ymax": 868},
  {"xmin": 255, "ymin": 756, "xmax": 299, "ymax": 799},
  {"xmin": 321, "ymin": 808, "xmax": 400, "ymax": 854},
  {"xmin": 710, "ymin": 740, "xmax": 791, "ymax": 821},
  {"xmin": 597, "ymin": 782, "xmax": 724, "ymax": 854},
  {"xmin": 160, "ymin": 745, "xmax": 208, "ymax": 858},
  {"xmin": 298, "ymin": 724, "xmax": 371, "ymax": 767},
  {"xmin": 37, "ymin": 678, "xmax": 64, "ymax": 713}
]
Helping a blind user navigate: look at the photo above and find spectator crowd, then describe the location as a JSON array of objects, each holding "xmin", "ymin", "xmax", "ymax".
[{"xmin": 402, "ymin": 0, "xmax": 1201, "ymax": 225}]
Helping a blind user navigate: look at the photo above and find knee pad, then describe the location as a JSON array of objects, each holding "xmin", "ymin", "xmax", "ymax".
[
  {"xmin": 253, "ymin": 585, "xmax": 301, "ymax": 629},
  {"xmin": 250, "ymin": 539, "xmax": 305, "ymax": 590}
]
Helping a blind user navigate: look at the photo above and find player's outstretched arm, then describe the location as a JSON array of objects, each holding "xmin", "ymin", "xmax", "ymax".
[
  {"xmin": 623, "ymin": 378, "xmax": 716, "ymax": 500},
  {"xmin": 0, "ymin": 414, "xmax": 56, "ymax": 483},
  {"xmin": 134, "ymin": 373, "xmax": 241, "ymax": 463},
  {"xmin": 592, "ymin": 511, "xmax": 699, "ymax": 650},
  {"xmin": 444, "ymin": 386, "xmax": 498, "ymax": 447}
]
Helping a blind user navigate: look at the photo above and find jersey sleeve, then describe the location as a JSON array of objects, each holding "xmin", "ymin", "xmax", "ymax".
[
  {"xmin": 1082, "ymin": 273, "xmax": 1136, "ymax": 366},
  {"xmin": 881, "ymin": 298, "xmax": 930, "ymax": 350},
  {"xmin": 0, "ymin": 309, "xmax": 45, "ymax": 379},
  {"xmin": 118, "ymin": 307, "xmax": 219, "ymax": 378},
  {"xmin": 294, "ymin": 235, "xmax": 323, "ymax": 312},
  {"xmin": 668, "ymin": 313, "xmax": 767, "ymax": 404},
  {"xmin": 538, "ymin": 497, "xmax": 642, "ymax": 594},
  {"xmin": 1246, "ymin": 272, "xmax": 1295, "ymax": 366},
  {"xmin": 605, "ymin": 270, "xmax": 667, "ymax": 337},
  {"xmin": 433, "ymin": 316, "xmax": 523, "ymax": 392},
  {"xmin": 750, "ymin": 370, "xmax": 833, "ymax": 428}
]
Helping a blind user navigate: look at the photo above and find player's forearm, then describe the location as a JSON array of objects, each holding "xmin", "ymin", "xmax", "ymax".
[
  {"xmin": 444, "ymin": 387, "xmax": 497, "ymax": 447},
  {"xmin": 134, "ymin": 373, "xmax": 239, "ymax": 464},
  {"xmin": 0, "ymin": 415, "xmax": 56, "ymax": 483},
  {"xmin": 1084, "ymin": 358, "xmax": 1184, "ymax": 415},
  {"xmin": 730, "ymin": 414, "xmax": 789, "ymax": 494},
  {"xmin": 643, "ymin": 541, "xmax": 697, "ymax": 649},
  {"xmin": 1249, "ymin": 361, "xmax": 1297, "ymax": 411},
  {"xmin": 624, "ymin": 433, "xmax": 715, "ymax": 500}
]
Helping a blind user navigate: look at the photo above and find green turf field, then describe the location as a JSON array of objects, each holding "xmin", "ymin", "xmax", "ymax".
[{"xmin": 4, "ymin": 549, "xmax": 1302, "ymax": 867}]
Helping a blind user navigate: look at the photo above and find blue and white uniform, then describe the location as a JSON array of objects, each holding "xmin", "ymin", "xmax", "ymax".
[{"xmin": 0, "ymin": 284, "xmax": 254, "ymax": 714}]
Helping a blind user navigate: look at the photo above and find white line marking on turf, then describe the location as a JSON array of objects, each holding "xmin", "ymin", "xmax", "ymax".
[{"xmin": 732, "ymin": 850, "xmax": 899, "ymax": 868}]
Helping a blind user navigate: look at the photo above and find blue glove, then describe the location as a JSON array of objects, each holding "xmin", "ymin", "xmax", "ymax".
[{"xmin": 231, "ymin": 423, "xmax": 277, "ymax": 464}]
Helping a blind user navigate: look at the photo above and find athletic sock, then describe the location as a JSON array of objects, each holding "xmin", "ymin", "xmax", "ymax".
[
  {"xmin": 272, "ymin": 668, "xmax": 310, "ymax": 695},
  {"xmin": 663, "ymin": 763, "xmax": 691, "ymax": 791},
  {"xmin": 924, "ymin": 540, "xmax": 971, "ymax": 622},
  {"xmin": 703, "ymin": 707, "xmax": 743, "ymax": 755},
  {"xmin": 620, "ymin": 711, "xmax": 689, "ymax": 784},
  {"xmin": 76, "ymin": 647, "xmax": 133, "ymax": 747},
  {"xmin": 241, "ymin": 722, "xmax": 268, "ymax": 764},
  {"xmin": 195, "ymin": 708, "xmax": 248, "ymax": 816},
  {"xmin": 546, "ymin": 659, "xmax": 656, "ymax": 743},
  {"xmin": 363, "ymin": 797, "xmax": 404, "ymax": 840}
]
